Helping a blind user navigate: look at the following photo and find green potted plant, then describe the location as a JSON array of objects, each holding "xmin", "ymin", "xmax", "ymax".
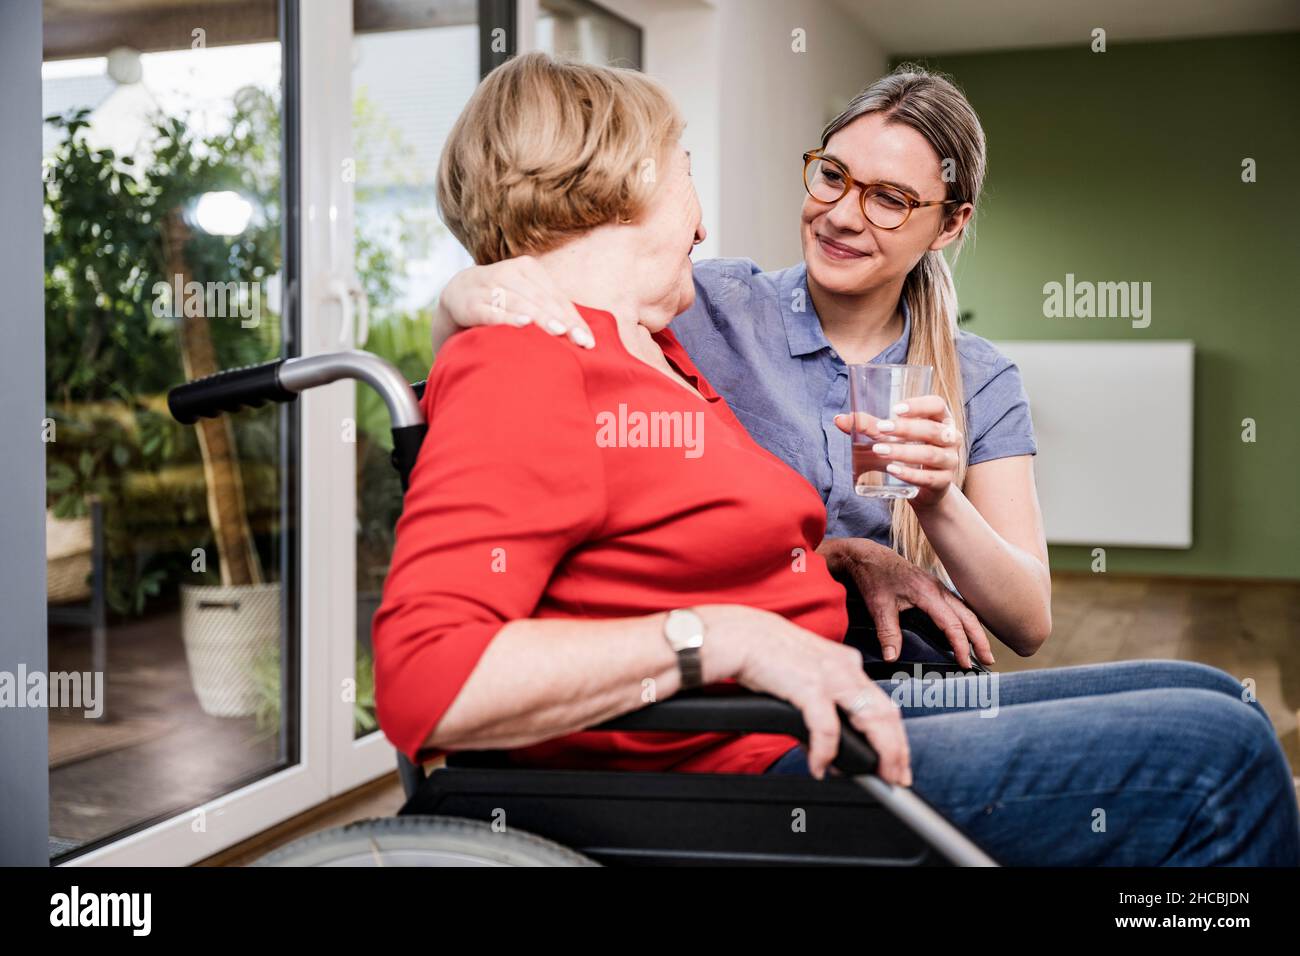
[{"xmin": 45, "ymin": 97, "xmax": 285, "ymax": 717}]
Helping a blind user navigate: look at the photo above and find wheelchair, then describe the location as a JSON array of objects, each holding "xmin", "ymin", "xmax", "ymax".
[{"xmin": 168, "ymin": 350, "xmax": 1000, "ymax": 867}]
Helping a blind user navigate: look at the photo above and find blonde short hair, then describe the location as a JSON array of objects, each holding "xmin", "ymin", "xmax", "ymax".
[{"xmin": 437, "ymin": 51, "xmax": 684, "ymax": 264}]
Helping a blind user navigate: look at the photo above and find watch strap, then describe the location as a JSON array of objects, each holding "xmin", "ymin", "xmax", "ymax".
[{"xmin": 677, "ymin": 646, "xmax": 703, "ymax": 690}]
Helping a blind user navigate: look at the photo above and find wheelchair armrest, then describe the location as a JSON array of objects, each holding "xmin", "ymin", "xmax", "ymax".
[{"xmin": 592, "ymin": 687, "xmax": 878, "ymax": 776}]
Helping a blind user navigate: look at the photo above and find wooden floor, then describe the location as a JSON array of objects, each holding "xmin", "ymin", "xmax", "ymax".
[
  {"xmin": 198, "ymin": 772, "xmax": 408, "ymax": 867},
  {"xmin": 996, "ymin": 572, "xmax": 1300, "ymax": 770},
  {"xmin": 202, "ymin": 570, "xmax": 1300, "ymax": 865},
  {"xmin": 48, "ymin": 608, "xmax": 282, "ymax": 859}
]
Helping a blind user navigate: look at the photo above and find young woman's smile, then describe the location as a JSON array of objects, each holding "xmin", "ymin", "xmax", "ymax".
[{"xmin": 815, "ymin": 233, "xmax": 871, "ymax": 261}]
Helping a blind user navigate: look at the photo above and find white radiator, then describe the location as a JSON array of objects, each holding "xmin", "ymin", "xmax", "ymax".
[{"xmin": 993, "ymin": 340, "xmax": 1194, "ymax": 548}]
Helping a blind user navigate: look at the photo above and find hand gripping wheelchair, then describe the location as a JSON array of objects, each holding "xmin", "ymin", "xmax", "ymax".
[{"xmin": 167, "ymin": 349, "xmax": 1001, "ymax": 867}]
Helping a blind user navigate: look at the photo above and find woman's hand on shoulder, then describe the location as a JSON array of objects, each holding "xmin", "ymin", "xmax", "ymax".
[
  {"xmin": 697, "ymin": 604, "xmax": 911, "ymax": 786},
  {"xmin": 433, "ymin": 255, "xmax": 595, "ymax": 351}
]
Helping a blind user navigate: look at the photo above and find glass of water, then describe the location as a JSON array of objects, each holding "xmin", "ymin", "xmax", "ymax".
[{"xmin": 848, "ymin": 363, "xmax": 934, "ymax": 499}]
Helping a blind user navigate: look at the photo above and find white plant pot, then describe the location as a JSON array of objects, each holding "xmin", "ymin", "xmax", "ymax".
[
  {"xmin": 180, "ymin": 582, "xmax": 281, "ymax": 718},
  {"xmin": 46, "ymin": 509, "xmax": 93, "ymax": 604}
]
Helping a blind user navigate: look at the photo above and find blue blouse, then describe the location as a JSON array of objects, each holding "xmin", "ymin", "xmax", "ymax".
[{"xmin": 669, "ymin": 258, "xmax": 1038, "ymax": 545}]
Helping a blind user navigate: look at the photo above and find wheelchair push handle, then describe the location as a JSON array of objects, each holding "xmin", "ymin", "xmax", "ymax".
[
  {"xmin": 167, "ymin": 350, "xmax": 425, "ymax": 431},
  {"xmin": 167, "ymin": 359, "xmax": 294, "ymax": 424}
]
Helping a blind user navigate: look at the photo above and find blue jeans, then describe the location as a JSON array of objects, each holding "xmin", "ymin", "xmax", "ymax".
[{"xmin": 765, "ymin": 660, "xmax": 1300, "ymax": 866}]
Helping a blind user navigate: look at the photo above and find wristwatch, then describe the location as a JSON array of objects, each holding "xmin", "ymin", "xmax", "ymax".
[{"xmin": 663, "ymin": 608, "xmax": 706, "ymax": 690}]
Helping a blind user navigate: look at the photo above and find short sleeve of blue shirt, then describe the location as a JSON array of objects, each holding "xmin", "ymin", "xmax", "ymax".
[{"xmin": 958, "ymin": 334, "xmax": 1038, "ymax": 466}]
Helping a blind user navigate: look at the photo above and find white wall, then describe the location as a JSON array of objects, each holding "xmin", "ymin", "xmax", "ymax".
[
  {"xmin": 589, "ymin": 0, "xmax": 724, "ymax": 261},
  {"xmin": 592, "ymin": 0, "xmax": 885, "ymax": 269},
  {"xmin": 998, "ymin": 341, "xmax": 1195, "ymax": 549},
  {"xmin": 716, "ymin": 0, "xmax": 885, "ymax": 269}
]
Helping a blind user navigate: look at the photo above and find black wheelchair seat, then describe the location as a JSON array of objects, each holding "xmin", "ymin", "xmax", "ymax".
[{"xmin": 401, "ymin": 764, "xmax": 942, "ymax": 866}]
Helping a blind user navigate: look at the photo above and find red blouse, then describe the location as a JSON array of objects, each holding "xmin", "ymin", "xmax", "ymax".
[{"xmin": 372, "ymin": 304, "xmax": 848, "ymax": 774}]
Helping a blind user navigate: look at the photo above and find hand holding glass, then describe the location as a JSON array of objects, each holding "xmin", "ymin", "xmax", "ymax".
[{"xmin": 848, "ymin": 363, "xmax": 934, "ymax": 499}]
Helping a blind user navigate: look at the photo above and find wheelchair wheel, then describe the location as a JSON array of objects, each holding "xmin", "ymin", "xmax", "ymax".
[{"xmin": 252, "ymin": 815, "xmax": 600, "ymax": 867}]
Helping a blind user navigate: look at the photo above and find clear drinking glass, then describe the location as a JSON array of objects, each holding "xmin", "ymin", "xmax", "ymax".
[{"xmin": 848, "ymin": 363, "xmax": 934, "ymax": 499}]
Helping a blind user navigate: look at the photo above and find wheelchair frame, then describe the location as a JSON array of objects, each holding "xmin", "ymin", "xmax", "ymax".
[{"xmin": 168, "ymin": 349, "xmax": 1000, "ymax": 866}]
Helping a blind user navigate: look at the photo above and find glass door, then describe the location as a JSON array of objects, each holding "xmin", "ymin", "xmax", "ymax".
[{"xmin": 43, "ymin": 0, "xmax": 319, "ymax": 864}]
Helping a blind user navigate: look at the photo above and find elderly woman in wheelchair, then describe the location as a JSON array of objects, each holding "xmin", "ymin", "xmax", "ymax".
[{"xmin": 358, "ymin": 52, "xmax": 1299, "ymax": 867}]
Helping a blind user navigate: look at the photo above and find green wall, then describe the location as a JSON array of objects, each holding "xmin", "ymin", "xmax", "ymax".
[{"xmin": 893, "ymin": 34, "xmax": 1300, "ymax": 580}]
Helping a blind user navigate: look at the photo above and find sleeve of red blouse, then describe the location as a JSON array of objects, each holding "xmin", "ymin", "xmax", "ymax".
[{"xmin": 371, "ymin": 325, "xmax": 607, "ymax": 762}]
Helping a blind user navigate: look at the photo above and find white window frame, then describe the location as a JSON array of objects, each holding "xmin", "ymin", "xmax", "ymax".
[{"xmin": 302, "ymin": 0, "xmax": 399, "ymax": 797}]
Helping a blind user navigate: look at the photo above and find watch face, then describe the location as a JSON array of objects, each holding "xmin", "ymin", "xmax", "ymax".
[{"xmin": 666, "ymin": 609, "xmax": 705, "ymax": 650}]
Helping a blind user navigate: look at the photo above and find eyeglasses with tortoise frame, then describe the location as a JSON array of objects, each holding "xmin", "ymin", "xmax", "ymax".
[{"xmin": 802, "ymin": 149, "xmax": 966, "ymax": 230}]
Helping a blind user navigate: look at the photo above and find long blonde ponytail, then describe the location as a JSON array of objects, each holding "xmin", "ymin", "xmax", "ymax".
[
  {"xmin": 897, "ymin": 251, "xmax": 968, "ymax": 579},
  {"xmin": 821, "ymin": 63, "xmax": 987, "ymax": 581}
]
